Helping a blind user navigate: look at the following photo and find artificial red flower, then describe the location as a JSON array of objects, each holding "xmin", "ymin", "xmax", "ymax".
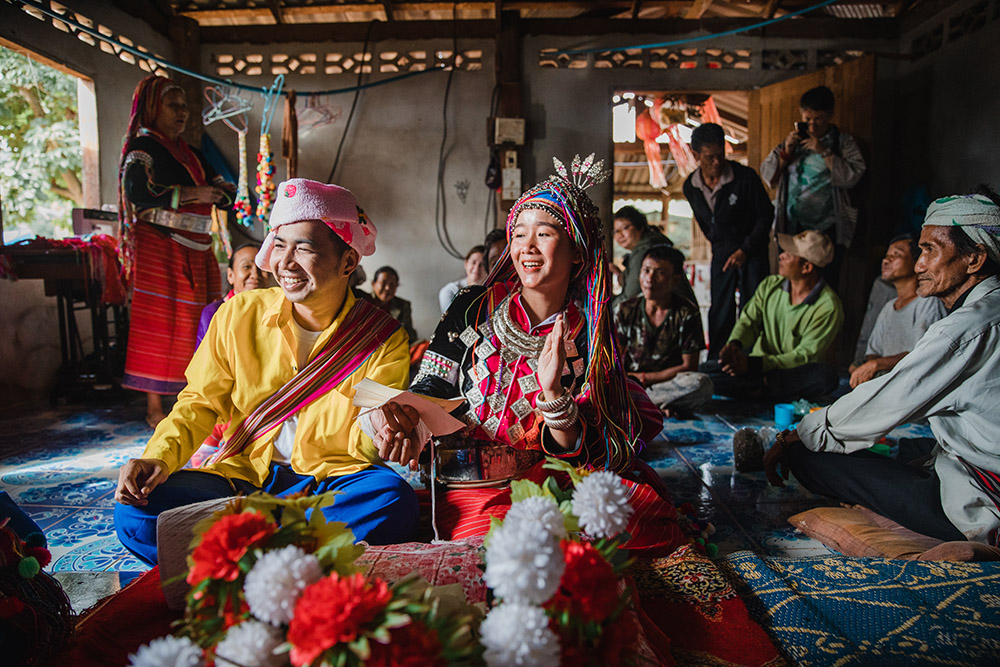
[
  {"xmin": 186, "ymin": 512, "xmax": 276, "ymax": 585},
  {"xmin": 367, "ymin": 621, "xmax": 446, "ymax": 667},
  {"xmin": 546, "ymin": 540, "xmax": 620, "ymax": 623},
  {"xmin": 287, "ymin": 572, "xmax": 393, "ymax": 666},
  {"xmin": 221, "ymin": 594, "xmax": 250, "ymax": 630}
]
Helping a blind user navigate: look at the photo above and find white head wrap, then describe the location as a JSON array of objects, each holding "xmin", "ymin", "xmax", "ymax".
[{"xmin": 923, "ymin": 194, "xmax": 1000, "ymax": 264}]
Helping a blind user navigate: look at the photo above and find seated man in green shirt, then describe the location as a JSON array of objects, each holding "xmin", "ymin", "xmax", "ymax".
[{"xmin": 702, "ymin": 229, "xmax": 844, "ymax": 401}]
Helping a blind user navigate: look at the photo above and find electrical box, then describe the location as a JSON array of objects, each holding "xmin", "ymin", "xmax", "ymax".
[
  {"xmin": 494, "ymin": 117, "xmax": 525, "ymax": 145},
  {"xmin": 501, "ymin": 168, "xmax": 521, "ymax": 200}
]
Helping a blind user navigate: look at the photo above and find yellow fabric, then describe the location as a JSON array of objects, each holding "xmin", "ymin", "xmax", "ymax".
[{"xmin": 142, "ymin": 287, "xmax": 410, "ymax": 485}]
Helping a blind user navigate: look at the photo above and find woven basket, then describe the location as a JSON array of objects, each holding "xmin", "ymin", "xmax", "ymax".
[{"xmin": 156, "ymin": 497, "xmax": 232, "ymax": 610}]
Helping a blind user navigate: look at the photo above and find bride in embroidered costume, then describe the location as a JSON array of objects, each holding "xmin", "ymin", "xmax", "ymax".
[{"xmin": 382, "ymin": 155, "xmax": 687, "ymax": 555}]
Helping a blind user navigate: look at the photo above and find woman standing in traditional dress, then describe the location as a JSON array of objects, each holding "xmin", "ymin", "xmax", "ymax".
[
  {"xmin": 118, "ymin": 76, "xmax": 233, "ymax": 427},
  {"xmin": 377, "ymin": 156, "xmax": 687, "ymax": 556}
]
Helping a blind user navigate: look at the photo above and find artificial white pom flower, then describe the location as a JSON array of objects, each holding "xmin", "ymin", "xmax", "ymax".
[
  {"xmin": 481, "ymin": 602, "xmax": 560, "ymax": 666},
  {"xmin": 128, "ymin": 635, "xmax": 203, "ymax": 667},
  {"xmin": 244, "ymin": 545, "xmax": 323, "ymax": 626},
  {"xmin": 571, "ymin": 470, "xmax": 633, "ymax": 539},
  {"xmin": 504, "ymin": 495, "xmax": 567, "ymax": 539},
  {"xmin": 214, "ymin": 620, "xmax": 285, "ymax": 667},
  {"xmin": 484, "ymin": 519, "xmax": 564, "ymax": 604}
]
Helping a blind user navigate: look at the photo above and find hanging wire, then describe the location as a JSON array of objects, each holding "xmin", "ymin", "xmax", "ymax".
[
  {"xmin": 483, "ymin": 81, "xmax": 501, "ymax": 238},
  {"xmin": 14, "ymin": 0, "xmax": 443, "ymax": 97},
  {"xmin": 433, "ymin": 12, "xmax": 464, "ymax": 260},
  {"xmin": 556, "ymin": 0, "xmax": 839, "ymax": 55},
  {"xmin": 326, "ymin": 20, "xmax": 376, "ymax": 184}
]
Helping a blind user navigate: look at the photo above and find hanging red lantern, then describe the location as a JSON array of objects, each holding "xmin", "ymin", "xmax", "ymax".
[
  {"xmin": 635, "ymin": 108, "xmax": 666, "ymax": 188},
  {"xmin": 635, "ymin": 108, "xmax": 662, "ymax": 142}
]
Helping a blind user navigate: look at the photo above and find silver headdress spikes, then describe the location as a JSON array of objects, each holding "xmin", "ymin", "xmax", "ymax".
[{"xmin": 551, "ymin": 153, "xmax": 610, "ymax": 191}]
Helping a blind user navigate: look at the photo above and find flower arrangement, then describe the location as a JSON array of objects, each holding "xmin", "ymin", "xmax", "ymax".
[
  {"xmin": 480, "ymin": 459, "xmax": 639, "ymax": 667},
  {"xmin": 129, "ymin": 492, "xmax": 479, "ymax": 667}
]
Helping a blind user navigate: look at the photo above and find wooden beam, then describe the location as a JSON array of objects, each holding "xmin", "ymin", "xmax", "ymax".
[
  {"xmin": 520, "ymin": 16, "xmax": 898, "ymax": 38},
  {"xmin": 762, "ymin": 0, "xmax": 781, "ymax": 19},
  {"xmin": 685, "ymin": 0, "xmax": 713, "ymax": 20},
  {"xmin": 201, "ymin": 19, "xmax": 498, "ymax": 43},
  {"xmin": 891, "ymin": 0, "xmax": 915, "ymax": 19},
  {"xmin": 199, "ymin": 14, "xmax": 898, "ymax": 43},
  {"xmin": 630, "ymin": 0, "xmax": 642, "ymax": 19},
  {"xmin": 266, "ymin": 0, "xmax": 286, "ymax": 24},
  {"xmin": 382, "ymin": 0, "xmax": 395, "ymax": 21},
  {"xmin": 111, "ymin": 0, "xmax": 172, "ymax": 36}
]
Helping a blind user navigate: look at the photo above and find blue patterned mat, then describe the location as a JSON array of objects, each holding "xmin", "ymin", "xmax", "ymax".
[{"xmin": 720, "ymin": 551, "xmax": 1000, "ymax": 666}]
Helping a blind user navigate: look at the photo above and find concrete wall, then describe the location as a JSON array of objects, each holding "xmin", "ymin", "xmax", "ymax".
[{"xmin": 201, "ymin": 39, "xmax": 497, "ymax": 340}]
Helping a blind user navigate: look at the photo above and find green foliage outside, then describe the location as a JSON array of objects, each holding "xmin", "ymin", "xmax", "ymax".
[{"xmin": 0, "ymin": 46, "xmax": 82, "ymax": 241}]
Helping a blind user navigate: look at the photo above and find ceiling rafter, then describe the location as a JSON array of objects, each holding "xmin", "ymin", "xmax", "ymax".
[
  {"xmin": 685, "ymin": 0, "xmax": 713, "ymax": 20},
  {"xmin": 265, "ymin": 0, "xmax": 286, "ymax": 24}
]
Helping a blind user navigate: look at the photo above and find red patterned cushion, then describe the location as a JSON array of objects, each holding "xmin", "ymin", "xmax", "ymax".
[{"xmin": 357, "ymin": 539, "xmax": 487, "ymax": 604}]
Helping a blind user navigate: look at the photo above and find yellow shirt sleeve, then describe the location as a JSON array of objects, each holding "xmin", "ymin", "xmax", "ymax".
[{"xmin": 141, "ymin": 296, "xmax": 237, "ymax": 473}]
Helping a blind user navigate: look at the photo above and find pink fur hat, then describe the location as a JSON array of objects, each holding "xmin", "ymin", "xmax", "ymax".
[{"xmin": 255, "ymin": 178, "xmax": 377, "ymax": 270}]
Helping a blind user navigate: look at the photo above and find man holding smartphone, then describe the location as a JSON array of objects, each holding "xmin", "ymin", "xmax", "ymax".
[{"xmin": 761, "ymin": 86, "xmax": 866, "ymax": 289}]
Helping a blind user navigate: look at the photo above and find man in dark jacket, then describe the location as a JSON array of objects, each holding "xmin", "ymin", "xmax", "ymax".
[{"xmin": 683, "ymin": 123, "xmax": 773, "ymax": 356}]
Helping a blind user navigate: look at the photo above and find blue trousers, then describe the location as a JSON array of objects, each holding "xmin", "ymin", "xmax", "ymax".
[{"xmin": 114, "ymin": 464, "xmax": 419, "ymax": 566}]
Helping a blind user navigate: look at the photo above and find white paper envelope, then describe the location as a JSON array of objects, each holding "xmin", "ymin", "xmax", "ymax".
[{"xmin": 352, "ymin": 378, "xmax": 466, "ymax": 436}]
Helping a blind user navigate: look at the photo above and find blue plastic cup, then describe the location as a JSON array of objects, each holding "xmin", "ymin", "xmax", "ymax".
[{"xmin": 774, "ymin": 403, "xmax": 795, "ymax": 429}]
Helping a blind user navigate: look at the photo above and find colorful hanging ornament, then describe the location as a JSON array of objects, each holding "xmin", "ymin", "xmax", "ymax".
[
  {"xmin": 234, "ymin": 129, "xmax": 253, "ymax": 227},
  {"xmin": 255, "ymin": 132, "xmax": 276, "ymax": 227}
]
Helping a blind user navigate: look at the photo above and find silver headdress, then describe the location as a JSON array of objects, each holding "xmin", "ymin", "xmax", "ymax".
[{"xmin": 551, "ymin": 153, "xmax": 610, "ymax": 191}]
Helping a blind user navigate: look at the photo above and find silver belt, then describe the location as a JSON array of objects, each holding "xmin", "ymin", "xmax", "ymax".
[
  {"xmin": 139, "ymin": 209, "xmax": 213, "ymax": 235},
  {"xmin": 432, "ymin": 434, "xmax": 544, "ymax": 488}
]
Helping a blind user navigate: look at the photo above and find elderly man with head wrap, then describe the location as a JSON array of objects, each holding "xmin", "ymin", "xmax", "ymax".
[
  {"xmin": 764, "ymin": 187, "xmax": 1000, "ymax": 547},
  {"xmin": 113, "ymin": 179, "xmax": 417, "ymax": 566}
]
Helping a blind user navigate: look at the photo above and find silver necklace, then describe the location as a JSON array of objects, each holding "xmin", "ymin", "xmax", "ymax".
[{"xmin": 491, "ymin": 294, "xmax": 549, "ymax": 359}]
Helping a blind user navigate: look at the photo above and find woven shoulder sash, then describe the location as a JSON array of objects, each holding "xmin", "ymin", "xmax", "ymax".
[{"xmin": 212, "ymin": 298, "xmax": 401, "ymax": 463}]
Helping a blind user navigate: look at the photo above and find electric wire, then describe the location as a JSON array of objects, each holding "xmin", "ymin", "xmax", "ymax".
[
  {"xmin": 14, "ymin": 0, "xmax": 443, "ymax": 97},
  {"xmin": 433, "ymin": 12, "xmax": 464, "ymax": 260},
  {"xmin": 556, "ymin": 0, "xmax": 839, "ymax": 55},
  {"xmin": 326, "ymin": 20, "xmax": 375, "ymax": 184},
  {"xmin": 483, "ymin": 81, "xmax": 501, "ymax": 237}
]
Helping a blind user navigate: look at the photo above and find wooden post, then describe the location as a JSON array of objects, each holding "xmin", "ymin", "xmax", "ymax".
[
  {"xmin": 168, "ymin": 15, "xmax": 203, "ymax": 147},
  {"xmin": 495, "ymin": 9, "xmax": 522, "ymax": 226}
]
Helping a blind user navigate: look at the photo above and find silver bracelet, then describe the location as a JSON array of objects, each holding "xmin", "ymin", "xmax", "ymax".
[
  {"xmin": 541, "ymin": 405, "xmax": 574, "ymax": 420},
  {"xmin": 544, "ymin": 415, "xmax": 578, "ymax": 431},
  {"xmin": 543, "ymin": 401, "xmax": 578, "ymax": 430},
  {"xmin": 535, "ymin": 391, "xmax": 572, "ymax": 414}
]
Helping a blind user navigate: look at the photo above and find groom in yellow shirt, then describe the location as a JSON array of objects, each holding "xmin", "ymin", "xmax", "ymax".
[{"xmin": 114, "ymin": 179, "xmax": 416, "ymax": 565}]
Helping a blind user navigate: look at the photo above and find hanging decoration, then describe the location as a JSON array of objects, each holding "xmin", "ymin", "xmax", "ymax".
[
  {"xmin": 234, "ymin": 129, "xmax": 253, "ymax": 227},
  {"xmin": 255, "ymin": 133, "xmax": 276, "ymax": 223},
  {"xmin": 635, "ymin": 107, "xmax": 667, "ymax": 189},
  {"xmin": 255, "ymin": 75, "xmax": 284, "ymax": 228}
]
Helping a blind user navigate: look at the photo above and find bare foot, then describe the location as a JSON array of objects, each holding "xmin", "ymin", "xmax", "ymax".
[{"xmin": 146, "ymin": 393, "xmax": 166, "ymax": 429}]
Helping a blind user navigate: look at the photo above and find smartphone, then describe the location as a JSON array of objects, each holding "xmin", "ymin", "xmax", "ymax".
[{"xmin": 795, "ymin": 121, "xmax": 809, "ymax": 139}]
